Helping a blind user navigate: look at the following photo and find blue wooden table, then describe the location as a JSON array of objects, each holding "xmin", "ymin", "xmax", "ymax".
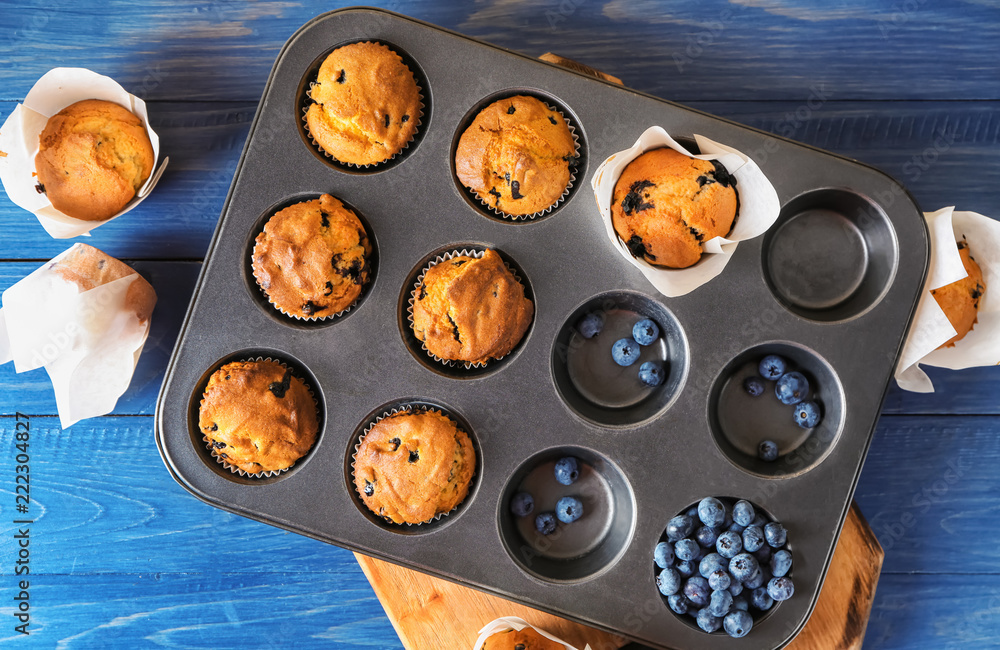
[{"xmin": 1, "ymin": 1, "xmax": 998, "ymax": 647}]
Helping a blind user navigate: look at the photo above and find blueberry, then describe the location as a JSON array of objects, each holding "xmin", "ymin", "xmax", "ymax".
[
  {"xmin": 686, "ymin": 506, "xmax": 700, "ymax": 519},
  {"xmin": 752, "ymin": 544, "xmax": 773, "ymax": 565},
  {"xmin": 758, "ymin": 440, "xmax": 779, "ymax": 462},
  {"xmin": 759, "ymin": 354, "xmax": 787, "ymax": 380},
  {"xmin": 750, "ymin": 586, "xmax": 774, "ymax": 611},
  {"xmin": 699, "ymin": 553, "xmax": 726, "ymax": 578},
  {"xmin": 638, "ymin": 361, "xmax": 665, "ymax": 387},
  {"xmin": 752, "ymin": 513, "xmax": 768, "ymax": 527},
  {"xmin": 728, "ymin": 580, "xmax": 744, "ymax": 597},
  {"xmin": 709, "ymin": 589, "xmax": 733, "ymax": 617},
  {"xmin": 555, "ymin": 496, "xmax": 583, "ymax": 523},
  {"xmin": 794, "ymin": 401, "xmax": 821, "ymax": 428},
  {"xmin": 676, "ymin": 560, "xmax": 696, "ymax": 577},
  {"xmin": 775, "ymin": 371, "xmax": 810, "ymax": 405},
  {"xmin": 696, "ymin": 608, "xmax": 722, "ymax": 633},
  {"xmin": 695, "ymin": 526, "xmax": 720, "ymax": 549},
  {"xmin": 656, "ymin": 568, "xmax": 682, "ymax": 596},
  {"xmin": 667, "ymin": 594, "xmax": 690, "ymax": 616},
  {"xmin": 732, "ymin": 500, "xmax": 755, "ymax": 527},
  {"xmin": 654, "ymin": 541, "xmax": 675, "ymax": 569},
  {"xmin": 708, "ymin": 569, "xmax": 731, "ymax": 591},
  {"xmin": 509, "ymin": 492, "xmax": 534, "ymax": 517},
  {"xmin": 720, "ymin": 531, "xmax": 745, "ymax": 558},
  {"xmin": 534, "ymin": 512, "xmax": 557, "ymax": 535},
  {"xmin": 576, "ymin": 312, "xmax": 603, "ymax": 339},
  {"xmin": 742, "ymin": 525, "xmax": 765, "ymax": 553},
  {"xmin": 554, "ymin": 457, "xmax": 580, "ymax": 485},
  {"xmin": 728, "ymin": 553, "xmax": 759, "ymax": 583},
  {"xmin": 612, "ymin": 338, "xmax": 640, "ymax": 366},
  {"xmin": 771, "ymin": 549, "xmax": 793, "ymax": 578},
  {"xmin": 698, "ymin": 497, "xmax": 726, "ymax": 528},
  {"xmin": 675, "ymin": 539, "xmax": 700, "ymax": 562},
  {"xmin": 767, "ymin": 576, "xmax": 795, "ymax": 602},
  {"xmin": 743, "ymin": 376, "xmax": 765, "ymax": 397},
  {"xmin": 666, "ymin": 515, "xmax": 695, "ymax": 541},
  {"xmin": 744, "ymin": 566, "xmax": 767, "ymax": 590},
  {"xmin": 683, "ymin": 576, "xmax": 711, "ymax": 607},
  {"xmin": 723, "ymin": 610, "xmax": 753, "ymax": 638},
  {"xmin": 727, "ymin": 521, "xmax": 746, "ymax": 534},
  {"xmin": 731, "ymin": 596, "xmax": 749, "ymax": 612},
  {"xmin": 764, "ymin": 522, "xmax": 787, "ymax": 548},
  {"xmin": 632, "ymin": 318, "xmax": 660, "ymax": 345}
]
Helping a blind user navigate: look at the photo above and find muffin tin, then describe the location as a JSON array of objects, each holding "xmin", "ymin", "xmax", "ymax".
[{"xmin": 155, "ymin": 8, "xmax": 929, "ymax": 650}]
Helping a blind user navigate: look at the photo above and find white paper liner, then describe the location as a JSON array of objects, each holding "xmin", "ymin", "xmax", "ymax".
[
  {"xmin": 591, "ymin": 126, "xmax": 781, "ymax": 297},
  {"xmin": 468, "ymin": 101, "xmax": 581, "ymax": 221},
  {"xmin": 350, "ymin": 405, "xmax": 475, "ymax": 526},
  {"xmin": 407, "ymin": 249, "xmax": 528, "ymax": 369},
  {"xmin": 200, "ymin": 356, "xmax": 319, "ymax": 478},
  {"xmin": 895, "ymin": 207, "xmax": 1000, "ymax": 392},
  {"xmin": 250, "ymin": 198, "xmax": 371, "ymax": 321},
  {"xmin": 0, "ymin": 243, "xmax": 154, "ymax": 428},
  {"xmin": 0, "ymin": 68, "xmax": 169, "ymax": 239},
  {"xmin": 301, "ymin": 43, "xmax": 424, "ymax": 169},
  {"xmin": 473, "ymin": 617, "xmax": 591, "ymax": 650}
]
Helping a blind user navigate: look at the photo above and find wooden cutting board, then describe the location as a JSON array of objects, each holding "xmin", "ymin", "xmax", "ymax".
[{"xmin": 356, "ymin": 501, "xmax": 883, "ymax": 650}]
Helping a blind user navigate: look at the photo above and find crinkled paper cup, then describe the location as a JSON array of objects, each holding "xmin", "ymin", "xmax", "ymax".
[
  {"xmin": 895, "ymin": 207, "xmax": 1000, "ymax": 392},
  {"xmin": 591, "ymin": 126, "xmax": 780, "ymax": 297},
  {"xmin": 0, "ymin": 67, "xmax": 169, "ymax": 238},
  {"xmin": 473, "ymin": 616, "xmax": 591, "ymax": 650}
]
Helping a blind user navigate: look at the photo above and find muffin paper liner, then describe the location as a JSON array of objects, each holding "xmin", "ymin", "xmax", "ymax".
[
  {"xmin": 895, "ymin": 207, "xmax": 1000, "ymax": 392},
  {"xmin": 251, "ymin": 198, "xmax": 370, "ymax": 322},
  {"xmin": 473, "ymin": 617, "xmax": 590, "ymax": 650},
  {"xmin": 351, "ymin": 405, "xmax": 475, "ymax": 526},
  {"xmin": 591, "ymin": 125, "xmax": 781, "ymax": 297},
  {"xmin": 301, "ymin": 42, "xmax": 424, "ymax": 169},
  {"xmin": 407, "ymin": 249, "xmax": 528, "ymax": 369},
  {"xmin": 0, "ymin": 67, "xmax": 169, "ymax": 239},
  {"xmin": 468, "ymin": 101, "xmax": 581, "ymax": 221},
  {"xmin": 200, "ymin": 356, "xmax": 319, "ymax": 478}
]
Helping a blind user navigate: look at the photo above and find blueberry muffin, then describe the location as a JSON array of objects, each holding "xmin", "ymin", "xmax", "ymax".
[
  {"xmin": 411, "ymin": 250, "xmax": 533, "ymax": 365},
  {"xmin": 455, "ymin": 95, "xmax": 576, "ymax": 216},
  {"xmin": 35, "ymin": 99, "xmax": 154, "ymax": 221},
  {"xmin": 353, "ymin": 410, "xmax": 475, "ymax": 525},
  {"xmin": 252, "ymin": 194, "xmax": 371, "ymax": 319},
  {"xmin": 305, "ymin": 42, "xmax": 421, "ymax": 166},
  {"xmin": 198, "ymin": 360, "xmax": 319, "ymax": 474},
  {"xmin": 611, "ymin": 147, "xmax": 738, "ymax": 269},
  {"xmin": 931, "ymin": 240, "xmax": 986, "ymax": 348},
  {"xmin": 481, "ymin": 628, "xmax": 564, "ymax": 650},
  {"xmin": 51, "ymin": 243, "xmax": 156, "ymax": 324}
]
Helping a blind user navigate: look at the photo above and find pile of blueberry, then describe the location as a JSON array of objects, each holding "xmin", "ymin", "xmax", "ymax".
[
  {"xmin": 744, "ymin": 354, "xmax": 822, "ymax": 462},
  {"xmin": 654, "ymin": 497, "xmax": 794, "ymax": 638},
  {"xmin": 577, "ymin": 312, "xmax": 665, "ymax": 387},
  {"xmin": 510, "ymin": 457, "xmax": 585, "ymax": 534}
]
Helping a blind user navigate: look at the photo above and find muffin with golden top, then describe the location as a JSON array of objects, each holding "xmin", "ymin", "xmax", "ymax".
[
  {"xmin": 353, "ymin": 410, "xmax": 475, "ymax": 525},
  {"xmin": 35, "ymin": 99, "xmax": 154, "ymax": 221},
  {"xmin": 411, "ymin": 249, "xmax": 533, "ymax": 365},
  {"xmin": 931, "ymin": 240, "xmax": 986, "ymax": 348},
  {"xmin": 481, "ymin": 627, "xmax": 564, "ymax": 650},
  {"xmin": 611, "ymin": 147, "xmax": 738, "ymax": 269},
  {"xmin": 252, "ymin": 194, "xmax": 371, "ymax": 319},
  {"xmin": 455, "ymin": 95, "xmax": 576, "ymax": 217},
  {"xmin": 305, "ymin": 41, "xmax": 421, "ymax": 166},
  {"xmin": 198, "ymin": 360, "xmax": 319, "ymax": 474}
]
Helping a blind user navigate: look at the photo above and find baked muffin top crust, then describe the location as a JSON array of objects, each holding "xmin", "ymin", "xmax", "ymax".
[
  {"xmin": 931, "ymin": 240, "xmax": 986, "ymax": 348},
  {"xmin": 481, "ymin": 628, "xmax": 564, "ymax": 650}
]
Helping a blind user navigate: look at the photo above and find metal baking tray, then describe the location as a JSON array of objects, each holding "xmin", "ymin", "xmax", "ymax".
[{"xmin": 155, "ymin": 8, "xmax": 928, "ymax": 649}]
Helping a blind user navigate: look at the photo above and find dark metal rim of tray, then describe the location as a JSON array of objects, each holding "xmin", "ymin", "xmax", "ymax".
[{"xmin": 154, "ymin": 8, "xmax": 929, "ymax": 650}]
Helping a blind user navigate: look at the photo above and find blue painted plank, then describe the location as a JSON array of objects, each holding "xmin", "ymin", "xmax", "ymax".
[{"xmin": 1, "ymin": 1, "xmax": 999, "ymax": 102}]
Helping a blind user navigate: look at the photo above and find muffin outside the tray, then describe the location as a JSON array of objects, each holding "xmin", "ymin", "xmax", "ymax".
[
  {"xmin": 481, "ymin": 627, "xmax": 564, "ymax": 650},
  {"xmin": 252, "ymin": 194, "xmax": 371, "ymax": 319},
  {"xmin": 455, "ymin": 95, "xmax": 576, "ymax": 216},
  {"xmin": 611, "ymin": 147, "xmax": 738, "ymax": 269},
  {"xmin": 35, "ymin": 99, "xmax": 154, "ymax": 221},
  {"xmin": 353, "ymin": 410, "xmax": 475, "ymax": 525},
  {"xmin": 198, "ymin": 360, "xmax": 319, "ymax": 474},
  {"xmin": 305, "ymin": 41, "xmax": 421, "ymax": 166},
  {"xmin": 932, "ymin": 240, "xmax": 986, "ymax": 348},
  {"xmin": 411, "ymin": 249, "xmax": 534, "ymax": 365}
]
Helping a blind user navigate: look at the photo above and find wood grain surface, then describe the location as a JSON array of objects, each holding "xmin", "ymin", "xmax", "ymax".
[{"xmin": 1, "ymin": 1, "xmax": 999, "ymax": 648}]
